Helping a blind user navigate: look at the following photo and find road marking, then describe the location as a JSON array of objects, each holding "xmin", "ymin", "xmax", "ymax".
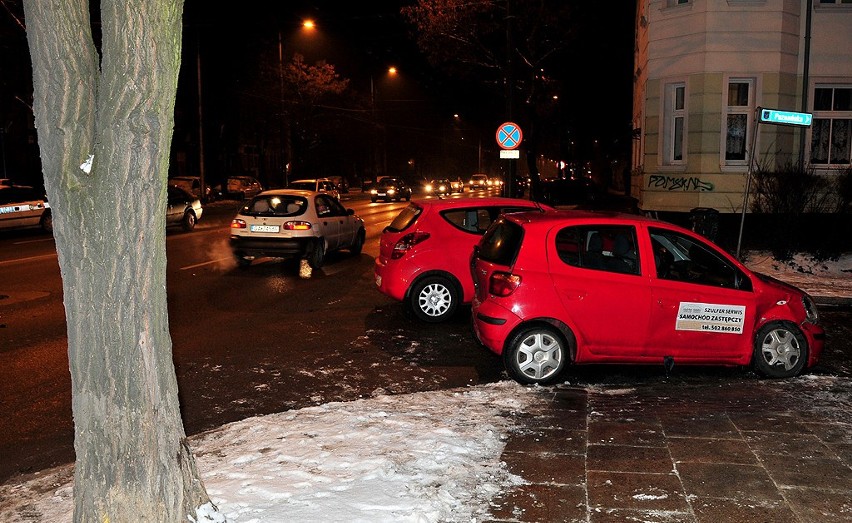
[
  {"xmin": 0, "ymin": 253, "xmax": 57, "ymax": 266},
  {"xmin": 180, "ymin": 257, "xmax": 232, "ymax": 271}
]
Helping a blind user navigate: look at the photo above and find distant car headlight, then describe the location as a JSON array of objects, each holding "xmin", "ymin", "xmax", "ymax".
[
  {"xmin": 370, "ymin": 189, "xmax": 378, "ymax": 195},
  {"xmin": 803, "ymin": 295, "xmax": 819, "ymax": 324},
  {"xmin": 425, "ymin": 184, "xmax": 433, "ymax": 192},
  {"xmin": 388, "ymin": 189, "xmax": 396, "ymax": 195}
]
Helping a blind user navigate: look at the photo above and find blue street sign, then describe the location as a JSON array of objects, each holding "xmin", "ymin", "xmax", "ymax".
[
  {"xmin": 758, "ymin": 108, "xmax": 813, "ymax": 127},
  {"xmin": 496, "ymin": 122, "xmax": 523, "ymax": 150}
]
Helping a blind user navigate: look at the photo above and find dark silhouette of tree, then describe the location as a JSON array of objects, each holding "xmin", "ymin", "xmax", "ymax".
[{"xmin": 402, "ymin": 0, "xmax": 577, "ymax": 200}]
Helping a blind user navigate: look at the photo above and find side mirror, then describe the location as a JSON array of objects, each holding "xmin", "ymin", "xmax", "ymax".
[{"xmin": 347, "ymin": 208, "xmax": 355, "ymax": 215}]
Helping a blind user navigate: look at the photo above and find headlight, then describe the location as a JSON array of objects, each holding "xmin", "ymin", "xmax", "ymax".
[
  {"xmin": 388, "ymin": 189, "xmax": 396, "ymax": 195},
  {"xmin": 802, "ymin": 295, "xmax": 819, "ymax": 324},
  {"xmin": 425, "ymin": 184, "xmax": 433, "ymax": 192},
  {"xmin": 370, "ymin": 189, "xmax": 378, "ymax": 195}
]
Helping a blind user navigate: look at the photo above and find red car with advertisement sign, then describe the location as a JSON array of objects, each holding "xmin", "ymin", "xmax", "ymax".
[{"xmin": 470, "ymin": 210, "xmax": 825, "ymax": 384}]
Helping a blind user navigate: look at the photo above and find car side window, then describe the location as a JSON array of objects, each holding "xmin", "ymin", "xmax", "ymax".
[
  {"xmin": 441, "ymin": 208, "xmax": 492, "ymax": 234},
  {"xmin": 555, "ymin": 225, "xmax": 640, "ymax": 275},
  {"xmin": 649, "ymin": 227, "xmax": 751, "ymax": 291},
  {"xmin": 315, "ymin": 195, "xmax": 333, "ymax": 217}
]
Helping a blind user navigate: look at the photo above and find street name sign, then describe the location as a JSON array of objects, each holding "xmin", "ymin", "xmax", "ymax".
[{"xmin": 758, "ymin": 108, "xmax": 813, "ymax": 127}]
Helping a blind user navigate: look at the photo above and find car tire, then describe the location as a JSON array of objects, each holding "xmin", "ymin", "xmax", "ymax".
[
  {"xmin": 409, "ymin": 275, "xmax": 459, "ymax": 323},
  {"xmin": 40, "ymin": 212, "xmax": 53, "ymax": 233},
  {"xmin": 350, "ymin": 229, "xmax": 365, "ymax": 255},
  {"xmin": 405, "ymin": 192, "xmax": 411, "ymax": 201},
  {"xmin": 236, "ymin": 256, "xmax": 252, "ymax": 269},
  {"xmin": 503, "ymin": 326, "xmax": 567, "ymax": 385},
  {"xmin": 308, "ymin": 239, "xmax": 326, "ymax": 269},
  {"xmin": 753, "ymin": 321, "xmax": 808, "ymax": 378},
  {"xmin": 182, "ymin": 211, "xmax": 196, "ymax": 231},
  {"xmin": 371, "ymin": 197, "xmax": 377, "ymax": 203}
]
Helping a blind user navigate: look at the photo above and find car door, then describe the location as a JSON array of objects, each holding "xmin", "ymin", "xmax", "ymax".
[
  {"xmin": 644, "ymin": 226, "xmax": 757, "ymax": 362},
  {"xmin": 550, "ymin": 225, "xmax": 651, "ymax": 360},
  {"xmin": 329, "ymin": 196, "xmax": 357, "ymax": 247},
  {"xmin": 0, "ymin": 187, "xmax": 45, "ymax": 229},
  {"xmin": 313, "ymin": 194, "xmax": 341, "ymax": 249},
  {"xmin": 166, "ymin": 186, "xmax": 188, "ymax": 226}
]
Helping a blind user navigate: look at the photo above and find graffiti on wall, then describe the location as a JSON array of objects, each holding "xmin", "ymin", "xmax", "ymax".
[{"xmin": 648, "ymin": 175, "xmax": 714, "ymax": 192}]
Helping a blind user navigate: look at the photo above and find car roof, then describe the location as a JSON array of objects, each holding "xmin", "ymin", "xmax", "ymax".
[
  {"xmin": 291, "ymin": 178, "xmax": 330, "ymax": 183},
  {"xmin": 255, "ymin": 189, "xmax": 318, "ymax": 197},
  {"xmin": 413, "ymin": 197, "xmax": 551, "ymax": 210},
  {"xmin": 503, "ymin": 208, "xmax": 663, "ymax": 228}
]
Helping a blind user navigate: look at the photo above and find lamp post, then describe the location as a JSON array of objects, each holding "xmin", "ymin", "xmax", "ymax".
[
  {"xmin": 278, "ymin": 19, "xmax": 316, "ymax": 187},
  {"xmin": 371, "ymin": 66, "xmax": 397, "ymax": 183}
]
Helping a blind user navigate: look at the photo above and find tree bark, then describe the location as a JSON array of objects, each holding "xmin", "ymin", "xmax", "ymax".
[{"xmin": 23, "ymin": 0, "xmax": 215, "ymax": 520}]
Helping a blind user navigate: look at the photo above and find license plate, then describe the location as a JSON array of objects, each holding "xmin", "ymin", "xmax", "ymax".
[{"xmin": 250, "ymin": 224, "xmax": 279, "ymax": 233}]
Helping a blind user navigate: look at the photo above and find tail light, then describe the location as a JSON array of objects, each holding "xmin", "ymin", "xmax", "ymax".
[
  {"xmin": 489, "ymin": 271, "xmax": 521, "ymax": 297},
  {"xmin": 392, "ymin": 231, "xmax": 430, "ymax": 259},
  {"xmin": 284, "ymin": 221, "xmax": 312, "ymax": 230},
  {"xmin": 230, "ymin": 219, "xmax": 247, "ymax": 229}
]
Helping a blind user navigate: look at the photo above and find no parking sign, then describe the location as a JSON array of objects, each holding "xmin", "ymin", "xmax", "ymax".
[{"xmin": 496, "ymin": 122, "xmax": 522, "ymax": 150}]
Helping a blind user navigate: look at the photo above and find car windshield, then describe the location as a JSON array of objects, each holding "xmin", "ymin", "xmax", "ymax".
[
  {"xmin": 289, "ymin": 181, "xmax": 316, "ymax": 191},
  {"xmin": 379, "ymin": 179, "xmax": 399, "ymax": 188},
  {"xmin": 241, "ymin": 195, "xmax": 307, "ymax": 217}
]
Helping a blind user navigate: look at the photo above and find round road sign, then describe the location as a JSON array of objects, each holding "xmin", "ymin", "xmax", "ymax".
[{"xmin": 496, "ymin": 122, "xmax": 522, "ymax": 150}]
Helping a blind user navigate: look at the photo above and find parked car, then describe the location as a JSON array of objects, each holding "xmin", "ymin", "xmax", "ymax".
[
  {"xmin": 0, "ymin": 185, "xmax": 52, "ymax": 233},
  {"xmin": 229, "ymin": 189, "xmax": 365, "ymax": 269},
  {"xmin": 328, "ymin": 176, "xmax": 349, "ymax": 194},
  {"xmin": 470, "ymin": 210, "xmax": 825, "ymax": 384},
  {"xmin": 468, "ymin": 173, "xmax": 489, "ymax": 190},
  {"xmin": 226, "ymin": 175, "xmax": 263, "ymax": 200},
  {"xmin": 370, "ymin": 177, "xmax": 412, "ymax": 202},
  {"xmin": 374, "ymin": 197, "xmax": 553, "ymax": 322},
  {"xmin": 289, "ymin": 178, "xmax": 340, "ymax": 200},
  {"xmin": 425, "ymin": 179, "xmax": 452, "ymax": 197},
  {"xmin": 169, "ymin": 176, "xmax": 211, "ymax": 202},
  {"xmin": 166, "ymin": 185, "xmax": 203, "ymax": 231},
  {"xmin": 540, "ymin": 177, "xmax": 642, "ymax": 214}
]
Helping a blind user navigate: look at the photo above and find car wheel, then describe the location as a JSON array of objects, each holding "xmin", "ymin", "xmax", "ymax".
[
  {"xmin": 308, "ymin": 239, "xmax": 326, "ymax": 269},
  {"xmin": 40, "ymin": 212, "xmax": 53, "ymax": 233},
  {"xmin": 350, "ymin": 229, "xmax": 365, "ymax": 255},
  {"xmin": 371, "ymin": 197, "xmax": 377, "ymax": 203},
  {"xmin": 504, "ymin": 326, "xmax": 567, "ymax": 385},
  {"xmin": 753, "ymin": 321, "xmax": 807, "ymax": 378},
  {"xmin": 236, "ymin": 256, "xmax": 252, "ymax": 269},
  {"xmin": 182, "ymin": 211, "xmax": 196, "ymax": 231},
  {"xmin": 409, "ymin": 275, "xmax": 458, "ymax": 323},
  {"xmin": 405, "ymin": 192, "xmax": 411, "ymax": 201}
]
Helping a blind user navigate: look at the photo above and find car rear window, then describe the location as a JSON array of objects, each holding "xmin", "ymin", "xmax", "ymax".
[
  {"xmin": 386, "ymin": 203, "xmax": 422, "ymax": 232},
  {"xmin": 477, "ymin": 217, "xmax": 524, "ymax": 266},
  {"xmin": 241, "ymin": 195, "xmax": 307, "ymax": 217}
]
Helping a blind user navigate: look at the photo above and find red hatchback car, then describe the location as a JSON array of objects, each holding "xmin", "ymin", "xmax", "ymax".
[
  {"xmin": 471, "ymin": 210, "xmax": 825, "ymax": 384},
  {"xmin": 375, "ymin": 197, "xmax": 552, "ymax": 322}
]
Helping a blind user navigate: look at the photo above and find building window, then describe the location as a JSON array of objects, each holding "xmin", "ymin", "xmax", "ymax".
[
  {"xmin": 663, "ymin": 83, "xmax": 686, "ymax": 164},
  {"xmin": 817, "ymin": 0, "xmax": 852, "ymax": 4},
  {"xmin": 811, "ymin": 86, "xmax": 852, "ymax": 166},
  {"xmin": 724, "ymin": 79, "xmax": 753, "ymax": 162}
]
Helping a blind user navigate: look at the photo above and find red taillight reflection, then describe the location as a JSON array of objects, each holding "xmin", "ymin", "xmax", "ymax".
[
  {"xmin": 391, "ymin": 231, "xmax": 430, "ymax": 259},
  {"xmin": 489, "ymin": 271, "xmax": 521, "ymax": 297},
  {"xmin": 231, "ymin": 219, "xmax": 247, "ymax": 229},
  {"xmin": 284, "ymin": 221, "xmax": 312, "ymax": 230}
]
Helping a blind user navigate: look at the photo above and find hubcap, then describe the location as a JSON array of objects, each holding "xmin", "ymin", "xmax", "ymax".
[
  {"xmin": 516, "ymin": 332, "xmax": 562, "ymax": 380},
  {"xmin": 418, "ymin": 283, "xmax": 451, "ymax": 317},
  {"xmin": 761, "ymin": 328, "xmax": 801, "ymax": 370}
]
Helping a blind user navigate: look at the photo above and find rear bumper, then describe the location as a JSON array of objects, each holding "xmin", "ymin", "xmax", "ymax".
[
  {"xmin": 230, "ymin": 235, "xmax": 312, "ymax": 259},
  {"xmin": 471, "ymin": 298, "xmax": 521, "ymax": 355},
  {"xmin": 373, "ymin": 256, "xmax": 411, "ymax": 301}
]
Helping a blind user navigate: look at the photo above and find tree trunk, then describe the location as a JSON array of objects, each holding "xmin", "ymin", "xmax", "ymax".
[{"xmin": 23, "ymin": 1, "xmax": 215, "ymax": 520}]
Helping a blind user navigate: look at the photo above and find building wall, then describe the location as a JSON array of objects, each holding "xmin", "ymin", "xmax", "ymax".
[{"xmin": 633, "ymin": 0, "xmax": 852, "ymax": 213}]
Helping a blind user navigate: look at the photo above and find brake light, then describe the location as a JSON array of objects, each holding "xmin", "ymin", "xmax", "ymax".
[
  {"xmin": 489, "ymin": 271, "xmax": 521, "ymax": 297},
  {"xmin": 391, "ymin": 231, "xmax": 430, "ymax": 259},
  {"xmin": 231, "ymin": 219, "xmax": 247, "ymax": 229},
  {"xmin": 284, "ymin": 221, "xmax": 312, "ymax": 230}
]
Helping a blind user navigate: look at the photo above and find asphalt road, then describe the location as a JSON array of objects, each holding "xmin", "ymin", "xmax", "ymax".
[
  {"xmin": 0, "ymin": 189, "xmax": 505, "ymax": 484},
  {"xmin": 1, "ymin": 188, "xmax": 850, "ymax": 487}
]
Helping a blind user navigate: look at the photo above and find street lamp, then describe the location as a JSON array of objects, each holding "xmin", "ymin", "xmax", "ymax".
[
  {"xmin": 278, "ymin": 19, "xmax": 317, "ymax": 186},
  {"xmin": 371, "ymin": 66, "xmax": 398, "ymax": 183}
]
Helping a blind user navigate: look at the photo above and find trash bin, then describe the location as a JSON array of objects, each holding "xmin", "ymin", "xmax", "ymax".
[{"xmin": 689, "ymin": 207, "xmax": 719, "ymax": 241}]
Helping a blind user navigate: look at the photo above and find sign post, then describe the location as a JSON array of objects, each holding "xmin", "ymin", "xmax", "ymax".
[
  {"xmin": 496, "ymin": 122, "xmax": 522, "ymax": 196},
  {"xmin": 736, "ymin": 107, "xmax": 813, "ymax": 259}
]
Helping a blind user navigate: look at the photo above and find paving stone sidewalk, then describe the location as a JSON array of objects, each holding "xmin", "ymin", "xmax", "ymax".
[{"xmin": 487, "ymin": 377, "xmax": 852, "ymax": 523}]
